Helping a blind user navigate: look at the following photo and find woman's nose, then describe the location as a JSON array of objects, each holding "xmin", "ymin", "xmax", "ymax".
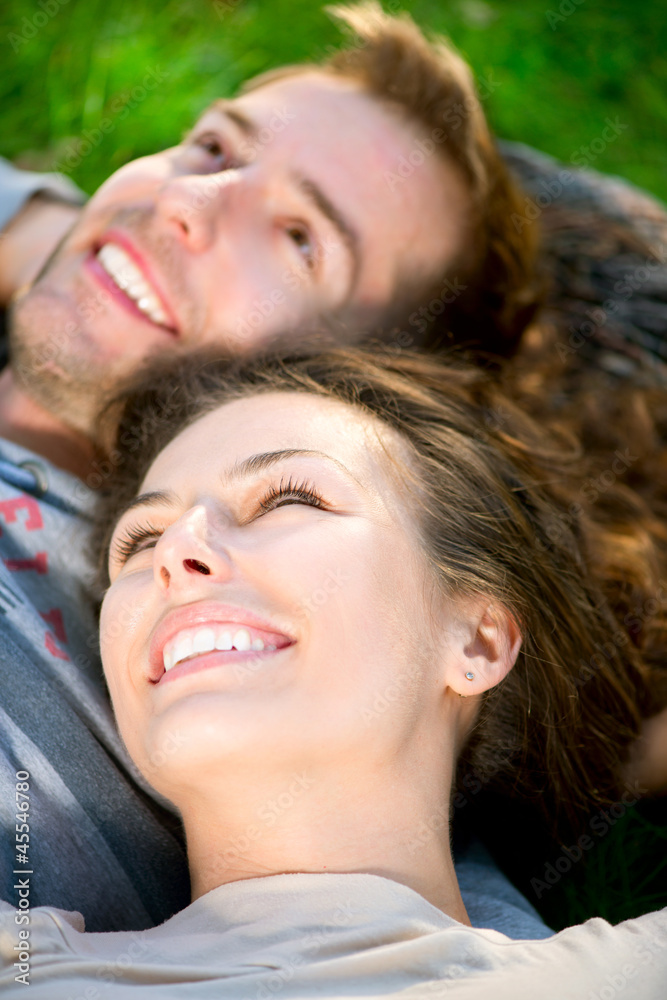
[{"xmin": 153, "ymin": 507, "xmax": 232, "ymax": 590}]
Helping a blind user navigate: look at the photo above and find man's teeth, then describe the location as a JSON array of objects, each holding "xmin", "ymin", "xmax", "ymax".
[
  {"xmin": 163, "ymin": 626, "xmax": 276, "ymax": 672},
  {"xmin": 97, "ymin": 243, "xmax": 170, "ymax": 326}
]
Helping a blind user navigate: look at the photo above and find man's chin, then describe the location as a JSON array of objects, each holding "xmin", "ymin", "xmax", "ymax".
[
  {"xmin": 9, "ymin": 306, "xmax": 112, "ymax": 438},
  {"xmin": 11, "ymin": 279, "xmax": 81, "ymax": 355}
]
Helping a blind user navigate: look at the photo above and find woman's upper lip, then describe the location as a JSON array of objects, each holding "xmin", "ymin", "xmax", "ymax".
[
  {"xmin": 148, "ymin": 601, "xmax": 295, "ymax": 681},
  {"xmin": 96, "ymin": 228, "xmax": 180, "ymax": 333}
]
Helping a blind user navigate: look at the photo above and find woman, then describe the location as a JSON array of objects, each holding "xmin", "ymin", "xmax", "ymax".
[{"xmin": 1, "ymin": 348, "xmax": 665, "ymax": 997}]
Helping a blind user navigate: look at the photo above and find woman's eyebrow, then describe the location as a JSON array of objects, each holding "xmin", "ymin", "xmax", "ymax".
[
  {"xmin": 115, "ymin": 489, "xmax": 179, "ymax": 521},
  {"xmin": 116, "ymin": 453, "xmax": 358, "ymax": 524},
  {"xmin": 224, "ymin": 449, "xmax": 354, "ymax": 484}
]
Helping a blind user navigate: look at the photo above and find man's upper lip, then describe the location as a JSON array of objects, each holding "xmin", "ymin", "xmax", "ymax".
[
  {"xmin": 148, "ymin": 601, "xmax": 295, "ymax": 681},
  {"xmin": 97, "ymin": 228, "xmax": 180, "ymax": 333}
]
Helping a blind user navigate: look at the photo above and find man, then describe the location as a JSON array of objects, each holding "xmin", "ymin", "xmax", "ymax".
[
  {"xmin": 0, "ymin": 6, "xmax": 539, "ymax": 455},
  {"xmin": 0, "ymin": 3, "xmax": 551, "ymax": 934}
]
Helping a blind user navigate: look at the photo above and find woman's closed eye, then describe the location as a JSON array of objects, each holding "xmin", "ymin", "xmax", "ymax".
[
  {"xmin": 111, "ymin": 479, "xmax": 328, "ymax": 568},
  {"xmin": 112, "ymin": 523, "xmax": 164, "ymax": 567},
  {"xmin": 257, "ymin": 477, "xmax": 327, "ymax": 513}
]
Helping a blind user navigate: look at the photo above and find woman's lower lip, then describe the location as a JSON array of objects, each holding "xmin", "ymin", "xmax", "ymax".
[
  {"xmin": 83, "ymin": 251, "xmax": 177, "ymax": 336},
  {"xmin": 157, "ymin": 647, "xmax": 285, "ymax": 685}
]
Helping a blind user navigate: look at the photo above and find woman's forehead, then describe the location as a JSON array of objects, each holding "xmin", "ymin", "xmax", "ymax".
[{"xmin": 141, "ymin": 390, "xmax": 410, "ymax": 492}]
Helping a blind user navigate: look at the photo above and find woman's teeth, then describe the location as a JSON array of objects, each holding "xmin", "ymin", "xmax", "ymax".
[
  {"xmin": 97, "ymin": 243, "xmax": 170, "ymax": 326},
  {"xmin": 163, "ymin": 626, "xmax": 275, "ymax": 672}
]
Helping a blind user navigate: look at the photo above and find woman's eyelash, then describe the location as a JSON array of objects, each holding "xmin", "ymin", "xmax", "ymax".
[
  {"xmin": 112, "ymin": 523, "xmax": 163, "ymax": 565},
  {"xmin": 258, "ymin": 477, "xmax": 326, "ymax": 512}
]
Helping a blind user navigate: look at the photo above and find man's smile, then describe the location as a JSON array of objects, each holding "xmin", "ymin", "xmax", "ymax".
[{"xmin": 85, "ymin": 230, "xmax": 179, "ymax": 335}]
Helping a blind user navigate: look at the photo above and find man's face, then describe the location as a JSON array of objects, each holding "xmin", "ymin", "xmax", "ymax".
[{"xmin": 11, "ymin": 71, "xmax": 468, "ymax": 425}]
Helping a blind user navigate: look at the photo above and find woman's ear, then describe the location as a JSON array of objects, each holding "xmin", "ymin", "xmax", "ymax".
[{"xmin": 445, "ymin": 603, "xmax": 522, "ymax": 697}]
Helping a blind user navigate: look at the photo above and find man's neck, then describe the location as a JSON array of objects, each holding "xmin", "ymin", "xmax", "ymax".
[{"xmin": 0, "ymin": 367, "xmax": 94, "ymax": 480}]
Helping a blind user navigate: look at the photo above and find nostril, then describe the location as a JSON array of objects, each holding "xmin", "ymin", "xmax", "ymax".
[
  {"xmin": 184, "ymin": 558, "xmax": 211, "ymax": 575},
  {"xmin": 160, "ymin": 566, "xmax": 170, "ymax": 585}
]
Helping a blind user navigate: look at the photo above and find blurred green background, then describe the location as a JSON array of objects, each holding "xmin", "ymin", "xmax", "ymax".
[{"xmin": 1, "ymin": 0, "xmax": 666, "ymax": 201}]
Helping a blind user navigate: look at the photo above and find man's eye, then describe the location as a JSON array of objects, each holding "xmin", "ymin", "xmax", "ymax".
[
  {"xmin": 286, "ymin": 226, "xmax": 315, "ymax": 270},
  {"xmin": 191, "ymin": 132, "xmax": 234, "ymax": 167}
]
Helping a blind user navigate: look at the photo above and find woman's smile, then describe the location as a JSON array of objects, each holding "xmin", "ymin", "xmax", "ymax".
[{"xmin": 152, "ymin": 602, "xmax": 296, "ymax": 684}]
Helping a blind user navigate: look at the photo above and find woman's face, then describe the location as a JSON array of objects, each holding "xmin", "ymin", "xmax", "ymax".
[{"xmin": 100, "ymin": 391, "xmax": 463, "ymax": 803}]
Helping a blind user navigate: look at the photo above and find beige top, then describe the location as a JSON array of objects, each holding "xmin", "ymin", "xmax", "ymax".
[{"xmin": 1, "ymin": 872, "xmax": 666, "ymax": 998}]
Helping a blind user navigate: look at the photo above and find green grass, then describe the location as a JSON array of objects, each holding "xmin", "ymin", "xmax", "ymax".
[
  {"xmin": 1, "ymin": 0, "xmax": 666, "ymax": 201},
  {"xmin": 532, "ymin": 801, "xmax": 667, "ymax": 931},
  {"xmin": 467, "ymin": 791, "xmax": 667, "ymax": 931}
]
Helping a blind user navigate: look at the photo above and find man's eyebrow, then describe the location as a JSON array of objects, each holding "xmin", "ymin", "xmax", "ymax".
[
  {"xmin": 213, "ymin": 100, "xmax": 258, "ymax": 138},
  {"xmin": 182, "ymin": 101, "xmax": 257, "ymax": 142},
  {"xmin": 224, "ymin": 449, "xmax": 354, "ymax": 484},
  {"xmin": 115, "ymin": 489, "xmax": 179, "ymax": 521}
]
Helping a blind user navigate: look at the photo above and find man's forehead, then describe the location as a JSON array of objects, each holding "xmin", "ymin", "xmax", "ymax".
[{"xmin": 193, "ymin": 69, "xmax": 384, "ymax": 133}]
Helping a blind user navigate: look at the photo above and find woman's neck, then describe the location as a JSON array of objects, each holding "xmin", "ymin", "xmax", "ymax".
[{"xmin": 178, "ymin": 766, "xmax": 470, "ymax": 924}]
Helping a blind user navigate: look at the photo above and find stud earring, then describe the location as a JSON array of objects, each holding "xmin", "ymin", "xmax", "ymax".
[{"xmin": 465, "ymin": 671, "xmax": 475, "ymax": 681}]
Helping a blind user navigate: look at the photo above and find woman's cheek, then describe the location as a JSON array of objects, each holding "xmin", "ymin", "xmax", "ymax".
[{"xmin": 99, "ymin": 578, "xmax": 151, "ymax": 688}]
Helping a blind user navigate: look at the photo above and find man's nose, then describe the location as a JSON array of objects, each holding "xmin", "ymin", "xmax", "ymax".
[
  {"xmin": 154, "ymin": 168, "xmax": 255, "ymax": 253},
  {"xmin": 154, "ymin": 506, "xmax": 232, "ymax": 590}
]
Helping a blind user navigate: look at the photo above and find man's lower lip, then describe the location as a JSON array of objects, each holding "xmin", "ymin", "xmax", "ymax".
[
  {"xmin": 84, "ymin": 251, "xmax": 177, "ymax": 336},
  {"xmin": 157, "ymin": 647, "xmax": 284, "ymax": 685}
]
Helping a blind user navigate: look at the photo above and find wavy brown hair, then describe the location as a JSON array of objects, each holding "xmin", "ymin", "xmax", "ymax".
[
  {"xmin": 94, "ymin": 347, "xmax": 667, "ymax": 839},
  {"xmin": 240, "ymin": 2, "xmax": 542, "ymax": 356}
]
